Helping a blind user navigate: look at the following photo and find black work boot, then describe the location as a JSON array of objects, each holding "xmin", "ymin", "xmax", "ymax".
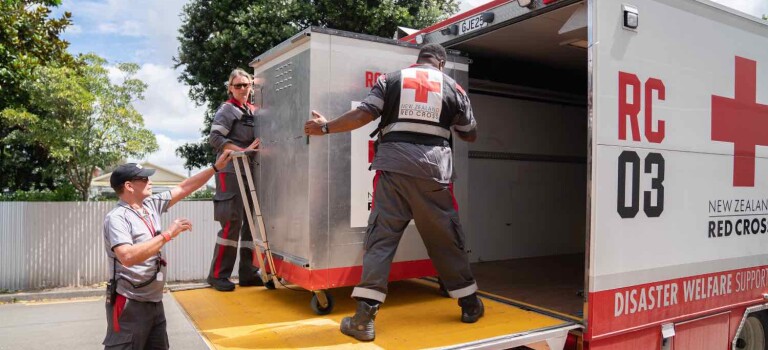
[
  {"xmin": 459, "ymin": 294, "xmax": 484, "ymax": 323},
  {"xmin": 239, "ymin": 267, "xmax": 265, "ymax": 287},
  {"xmin": 207, "ymin": 277, "xmax": 235, "ymax": 292},
  {"xmin": 239, "ymin": 277, "xmax": 264, "ymax": 287},
  {"xmin": 340, "ymin": 301, "xmax": 379, "ymax": 341},
  {"xmin": 238, "ymin": 270, "xmax": 265, "ymax": 287}
]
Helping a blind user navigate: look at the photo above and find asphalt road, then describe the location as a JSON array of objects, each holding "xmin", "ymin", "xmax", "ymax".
[{"xmin": 0, "ymin": 292, "xmax": 209, "ymax": 350}]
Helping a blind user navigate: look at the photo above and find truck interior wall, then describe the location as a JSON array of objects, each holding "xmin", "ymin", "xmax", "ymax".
[
  {"xmin": 468, "ymin": 56, "xmax": 587, "ymax": 96},
  {"xmin": 465, "ymin": 91, "xmax": 588, "ymax": 263}
]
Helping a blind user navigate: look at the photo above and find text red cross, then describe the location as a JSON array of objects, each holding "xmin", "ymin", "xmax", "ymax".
[
  {"xmin": 402, "ymin": 70, "xmax": 441, "ymax": 103},
  {"xmin": 712, "ymin": 56, "xmax": 768, "ymax": 187}
]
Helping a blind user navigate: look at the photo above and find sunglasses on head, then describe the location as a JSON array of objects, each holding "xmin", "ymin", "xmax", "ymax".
[{"xmin": 232, "ymin": 83, "xmax": 251, "ymax": 89}]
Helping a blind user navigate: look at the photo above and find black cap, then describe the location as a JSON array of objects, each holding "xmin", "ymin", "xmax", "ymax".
[{"xmin": 110, "ymin": 163, "xmax": 156, "ymax": 189}]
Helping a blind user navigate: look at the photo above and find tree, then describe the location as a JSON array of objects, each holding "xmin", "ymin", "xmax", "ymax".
[
  {"xmin": 0, "ymin": 0, "xmax": 76, "ymax": 192},
  {"xmin": 1, "ymin": 54, "xmax": 158, "ymax": 200},
  {"xmin": 174, "ymin": 0, "xmax": 458, "ymax": 169}
]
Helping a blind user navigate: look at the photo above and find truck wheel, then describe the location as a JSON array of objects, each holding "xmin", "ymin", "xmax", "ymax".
[
  {"xmin": 736, "ymin": 313, "xmax": 768, "ymax": 350},
  {"xmin": 310, "ymin": 292, "xmax": 334, "ymax": 315}
]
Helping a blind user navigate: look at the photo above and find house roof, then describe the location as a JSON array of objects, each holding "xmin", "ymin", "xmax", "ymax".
[{"xmin": 91, "ymin": 161, "xmax": 188, "ymax": 187}]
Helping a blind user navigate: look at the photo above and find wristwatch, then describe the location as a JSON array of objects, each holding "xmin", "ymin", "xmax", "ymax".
[{"xmin": 321, "ymin": 123, "xmax": 329, "ymax": 134}]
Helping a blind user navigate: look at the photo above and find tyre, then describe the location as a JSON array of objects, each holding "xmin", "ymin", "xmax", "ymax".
[
  {"xmin": 310, "ymin": 291, "xmax": 334, "ymax": 315},
  {"xmin": 736, "ymin": 312, "xmax": 768, "ymax": 350}
]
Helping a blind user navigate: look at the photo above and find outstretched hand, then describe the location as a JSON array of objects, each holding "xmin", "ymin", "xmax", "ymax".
[
  {"xmin": 304, "ymin": 110, "xmax": 328, "ymax": 136},
  {"xmin": 168, "ymin": 218, "xmax": 193, "ymax": 238}
]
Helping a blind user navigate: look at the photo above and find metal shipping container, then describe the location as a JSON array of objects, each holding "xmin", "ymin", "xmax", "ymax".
[{"xmin": 247, "ymin": 27, "xmax": 470, "ymax": 311}]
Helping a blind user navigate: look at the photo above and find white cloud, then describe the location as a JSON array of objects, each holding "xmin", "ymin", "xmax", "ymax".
[
  {"xmin": 106, "ymin": 63, "xmax": 207, "ymax": 176},
  {"xmin": 96, "ymin": 21, "xmax": 145, "ymax": 37},
  {"xmin": 131, "ymin": 64, "xmax": 208, "ymax": 139},
  {"xmin": 107, "ymin": 63, "xmax": 206, "ymax": 138},
  {"xmin": 129, "ymin": 133, "xmax": 200, "ymax": 177},
  {"xmin": 65, "ymin": 24, "xmax": 82, "ymax": 35}
]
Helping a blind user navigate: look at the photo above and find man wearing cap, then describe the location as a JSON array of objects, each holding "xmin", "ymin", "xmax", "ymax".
[
  {"xmin": 101, "ymin": 151, "xmax": 232, "ymax": 349},
  {"xmin": 304, "ymin": 43, "xmax": 482, "ymax": 341}
]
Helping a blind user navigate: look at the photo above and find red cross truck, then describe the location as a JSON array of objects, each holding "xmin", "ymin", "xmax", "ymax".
[{"xmin": 221, "ymin": 0, "xmax": 768, "ymax": 349}]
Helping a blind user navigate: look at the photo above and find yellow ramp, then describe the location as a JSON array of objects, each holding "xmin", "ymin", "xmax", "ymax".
[{"xmin": 173, "ymin": 279, "xmax": 572, "ymax": 349}]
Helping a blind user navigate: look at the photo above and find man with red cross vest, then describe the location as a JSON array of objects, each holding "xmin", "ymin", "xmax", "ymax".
[{"xmin": 305, "ymin": 43, "xmax": 481, "ymax": 342}]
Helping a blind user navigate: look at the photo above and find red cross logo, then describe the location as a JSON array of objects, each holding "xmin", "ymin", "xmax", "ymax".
[
  {"xmin": 402, "ymin": 70, "xmax": 441, "ymax": 103},
  {"xmin": 712, "ymin": 56, "xmax": 768, "ymax": 187}
]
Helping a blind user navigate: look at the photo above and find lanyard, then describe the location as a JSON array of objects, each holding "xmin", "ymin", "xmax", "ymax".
[{"xmin": 121, "ymin": 204, "xmax": 158, "ymax": 237}]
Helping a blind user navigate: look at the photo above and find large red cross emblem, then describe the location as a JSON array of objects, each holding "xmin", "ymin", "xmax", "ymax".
[
  {"xmin": 402, "ymin": 70, "xmax": 441, "ymax": 103},
  {"xmin": 711, "ymin": 56, "xmax": 768, "ymax": 187}
]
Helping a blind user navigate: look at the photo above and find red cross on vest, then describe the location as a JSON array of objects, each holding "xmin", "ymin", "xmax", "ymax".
[
  {"xmin": 402, "ymin": 70, "xmax": 441, "ymax": 103},
  {"xmin": 712, "ymin": 56, "xmax": 768, "ymax": 187}
]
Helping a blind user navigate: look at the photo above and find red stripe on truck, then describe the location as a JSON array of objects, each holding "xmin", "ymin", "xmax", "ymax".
[{"xmin": 587, "ymin": 264, "xmax": 768, "ymax": 340}]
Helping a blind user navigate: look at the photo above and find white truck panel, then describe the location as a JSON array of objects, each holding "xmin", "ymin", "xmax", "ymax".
[{"xmin": 590, "ymin": 0, "xmax": 768, "ymax": 339}]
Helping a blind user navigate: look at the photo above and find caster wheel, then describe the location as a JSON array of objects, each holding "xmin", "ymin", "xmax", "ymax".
[{"xmin": 310, "ymin": 291, "xmax": 334, "ymax": 315}]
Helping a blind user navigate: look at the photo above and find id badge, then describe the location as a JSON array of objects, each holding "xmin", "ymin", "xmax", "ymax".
[{"xmin": 157, "ymin": 272, "xmax": 164, "ymax": 282}]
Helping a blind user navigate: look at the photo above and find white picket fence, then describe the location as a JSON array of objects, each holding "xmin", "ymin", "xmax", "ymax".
[{"xmin": 0, "ymin": 201, "xmax": 232, "ymax": 291}]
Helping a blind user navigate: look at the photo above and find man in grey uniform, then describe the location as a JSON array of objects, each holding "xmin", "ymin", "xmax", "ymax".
[
  {"xmin": 102, "ymin": 151, "xmax": 232, "ymax": 349},
  {"xmin": 304, "ymin": 43, "xmax": 481, "ymax": 341}
]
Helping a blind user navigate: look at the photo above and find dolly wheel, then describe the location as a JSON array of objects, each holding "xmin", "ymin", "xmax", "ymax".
[
  {"xmin": 264, "ymin": 279, "xmax": 276, "ymax": 290},
  {"xmin": 311, "ymin": 291, "xmax": 334, "ymax": 315}
]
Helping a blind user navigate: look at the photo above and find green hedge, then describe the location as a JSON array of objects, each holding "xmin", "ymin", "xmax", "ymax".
[{"xmin": 0, "ymin": 184, "xmax": 80, "ymax": 201}]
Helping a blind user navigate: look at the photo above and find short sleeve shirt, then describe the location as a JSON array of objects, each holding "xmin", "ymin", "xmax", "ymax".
[{"xmin": 103, "ymin": 191, "xmax": 172, "ymax": 302}]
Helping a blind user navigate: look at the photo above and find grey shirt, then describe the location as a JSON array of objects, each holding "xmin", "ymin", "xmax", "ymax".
[
  {"xmin": 209, "ymin": 100, "xmax": 256, "ymax": 173},
  {"xmin": 103, "ymin": 191, "xmax": 172, "ymax": 302},
  {"xmin": 358, "ymin": 69, "xmax": 477, "ymax": 184}
]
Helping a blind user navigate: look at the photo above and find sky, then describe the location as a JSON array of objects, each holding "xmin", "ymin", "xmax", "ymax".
[{"xmin": 52, "ymin": 0, "xmax": 768, "ymax": 177}]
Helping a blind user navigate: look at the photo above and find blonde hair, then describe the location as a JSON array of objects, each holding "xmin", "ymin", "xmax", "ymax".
[{"xmin": 227, "ymin": 68, "xmax": 253, "ymax": 98}]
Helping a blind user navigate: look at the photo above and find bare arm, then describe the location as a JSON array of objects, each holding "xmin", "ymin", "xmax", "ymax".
[
  {"xmin": 304, "ymin": 109, "xmax": 375, "ymax": 135},
  {"xmin": 221, "ymin": 138, "xmax": 261, "ymax": 152},
  {"xmin": 113, "ymin": 219, "xmax": 191, "ymax": 267},
  {"xmin": 168, "ymin": 150, "xmax": 233, "ymax": 207}
]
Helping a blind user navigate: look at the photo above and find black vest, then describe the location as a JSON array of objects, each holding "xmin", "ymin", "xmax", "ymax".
[{"xmin": 378, "ymin": 65, "xmax": 461, "ymax": 146}]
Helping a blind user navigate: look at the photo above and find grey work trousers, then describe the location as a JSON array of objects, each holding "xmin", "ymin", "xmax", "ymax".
[
  {"xmin": 103, "ymin": 294, "xmax": 168, "ymax": 350},
  {"xmin": 208, "ymin": 171, "xmax": 259, "ymax": 281},
  {"xmin": 352, "ymin": 170, "xmax": 478, "ymax": 303}
]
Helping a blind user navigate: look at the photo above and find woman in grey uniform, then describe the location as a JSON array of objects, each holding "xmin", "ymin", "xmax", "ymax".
[{"xmin": 206, "ymin": 68, "xmax": 263, "ymax": 292}]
